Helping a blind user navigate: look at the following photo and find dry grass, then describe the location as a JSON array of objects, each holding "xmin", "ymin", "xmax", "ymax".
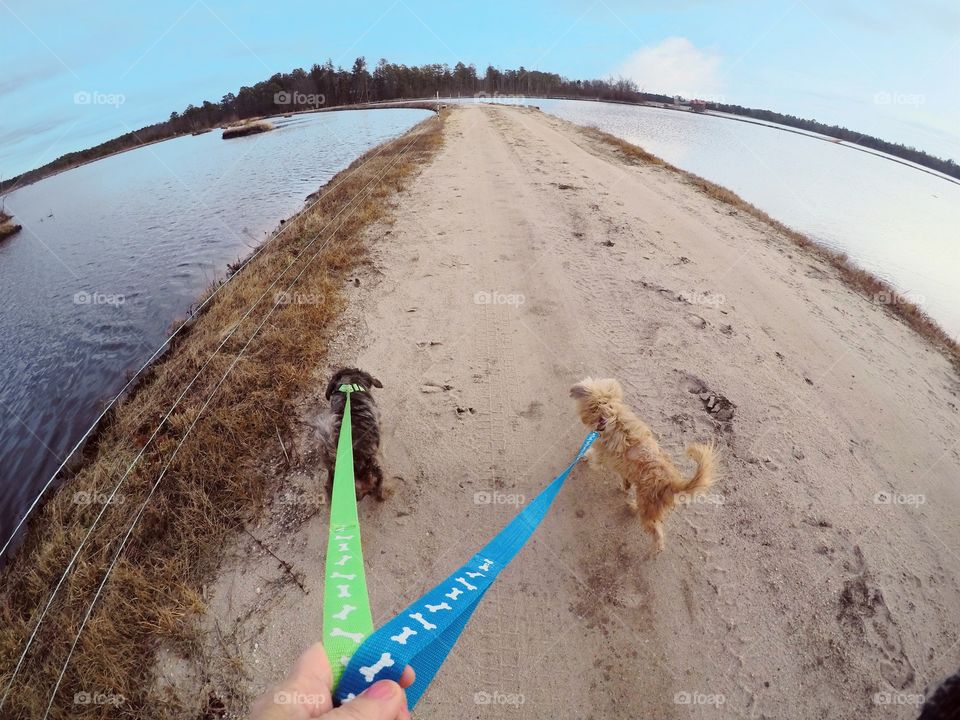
[
  {"xmin": 222, "ymin": 120, "xmax": 275, "ymax": 139},
  {"xmin": 0, "ymin": 211, "xmax": 21, "ymax": 241},
  {"xmin": 582, "ymin": 126, "xmax": 960, "ymax": 370},
  {"xmin": 0, "ymin": 110, "xmax": 445, "ymax": 719}
]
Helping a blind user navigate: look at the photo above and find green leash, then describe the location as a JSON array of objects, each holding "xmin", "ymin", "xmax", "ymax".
[{"xmin": 322, "ymin": 383, "xmax": 375, "ymax": 688}]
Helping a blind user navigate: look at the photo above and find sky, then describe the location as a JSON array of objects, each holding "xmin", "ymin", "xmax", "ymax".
[{"xmin": 1, "ymin": 0, "xmax": 958, "ymax": 178}]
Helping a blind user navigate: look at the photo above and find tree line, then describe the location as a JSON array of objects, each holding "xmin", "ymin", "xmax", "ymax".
[
  {"xmin": 710, "ymin": 102, "xmax": 958, "ymax": 179},
  {"xmin": 2, "ymin": 58, "xmax": 956, "ymax": 191}
]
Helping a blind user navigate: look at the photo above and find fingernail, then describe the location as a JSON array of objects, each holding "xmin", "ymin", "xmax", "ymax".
[{"xmin": 363, "ymin": 680, "xmax": 397, "ymax": 701}]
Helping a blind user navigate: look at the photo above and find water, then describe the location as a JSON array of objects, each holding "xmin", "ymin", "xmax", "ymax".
[
  {"xmin": 0, "ymin": 108, "xmax": 430, "ymax": 546},
  {"xmin": 533, "ymin": 98, "xmax": 960, "ymax": 339}
]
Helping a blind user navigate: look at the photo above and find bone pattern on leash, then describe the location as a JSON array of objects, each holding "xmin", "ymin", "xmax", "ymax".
[
  {"xmin": 331, "ymin": 572, "xmax": 356, "ymax": 580},
  {"xmin": 445, "ymin": 587, "xmax": 464, "ymax": 601},
  {"xmin": 333, "ymin": 604, "xmax": 357, "ymax": 621},
  {"xmin": 335, "ymin": 555, "xmax": 352, "ymax": 566},
  {"xmin": 425, "ymin": 602, "xmax": 452, "ymax": 613},
  {"xmin": 331, "ymin": 627, "xmax": 365, "ymax": 644},
  {"xmin": 455, "ymin": 576, "xmax": 478, "ymax": 591},
  {"xmin": 390, "ymin": 627, "xmax": 417, "ymax": 645},
  {"xmin": 337, "ymin": 584, "xmax": 351, "ymax": 599},
  {"xmin": 409, "ymin": 612, "xmax": 438, "ymax": 631},
  {"xmin": 359, "ymin": 652, "xmax": 395, "ymax": 683}
]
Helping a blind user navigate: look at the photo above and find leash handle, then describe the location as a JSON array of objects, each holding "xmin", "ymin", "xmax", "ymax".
[
  {"xmin": 323, "ymin": 384, "xmax": 375, "ymax": 687},
  {"xmin": 334, "ymin": 431, "xmax": 599, "ymax": 707}
]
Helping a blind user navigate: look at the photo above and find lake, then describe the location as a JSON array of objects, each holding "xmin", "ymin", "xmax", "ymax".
[
  {"xmin": 532, "ymin": 98, "xmax": 960, "ymax": 339},
  {"xmin": 0, "ymin": 108, "xmax": 431, "ymax": 550}
]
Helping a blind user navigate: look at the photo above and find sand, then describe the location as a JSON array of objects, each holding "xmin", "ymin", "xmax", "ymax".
[{"xmin": 167, "ymin": 105, "xmax": 960, "ymax": 719}]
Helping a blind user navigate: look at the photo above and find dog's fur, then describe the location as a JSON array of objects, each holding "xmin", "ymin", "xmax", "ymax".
[
  {"xmin": 570, "ymin": 377, "xmax": 716, "ymax": 553},
  {"xmin": 317, "ymin": 367, "xmax": 390, "ymax": 501}
]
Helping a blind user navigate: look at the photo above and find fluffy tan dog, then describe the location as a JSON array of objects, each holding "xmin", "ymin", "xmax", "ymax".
[{"xmin": 570, "ymin": 377, "xmax": 716, "ymax": 553}]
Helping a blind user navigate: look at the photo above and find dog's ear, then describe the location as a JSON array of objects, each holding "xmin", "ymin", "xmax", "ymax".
[
  {"xmin": 356, "ymin": 370, "xmax": 382, "ymax": 390},
  {"xmin": 570, "ymin": 383, "xmax": 589, "ymax": 399},
  {"xmin": 324, "ymin": 373, "xmax": 342, "ymax": 400}
]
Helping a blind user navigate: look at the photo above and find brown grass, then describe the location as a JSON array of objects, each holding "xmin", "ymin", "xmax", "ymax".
[
  {"xmin": 222, "ymin": 120, "xmax": 275, "ymax": 139},
  {"xmin": 582, "ymin": 126, "xmax": 960, "ymax": 370},
  {"xmin": 0, "ymin": 211, "xmax": 21, "ymax": 241},
  {"xmin": 0, "ymin": 110, "xmax": 445, "ymax": 719}
]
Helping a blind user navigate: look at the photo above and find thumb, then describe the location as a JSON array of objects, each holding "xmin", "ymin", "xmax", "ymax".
[{"xmin": 329, "ymin": 680, "xmax": 410, "ymax": 720}]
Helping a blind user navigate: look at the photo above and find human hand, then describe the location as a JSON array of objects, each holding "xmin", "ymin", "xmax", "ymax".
[{"xmin": 249, "ymin": 642, "xmax": 415, "ymax": 720}]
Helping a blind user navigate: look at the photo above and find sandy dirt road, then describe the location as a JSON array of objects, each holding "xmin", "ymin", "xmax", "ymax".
[{"xmin": 181, "ymin": 105, "xmax": 960, "ymax": 719}]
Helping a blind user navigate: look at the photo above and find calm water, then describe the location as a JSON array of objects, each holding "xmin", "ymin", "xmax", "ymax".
[
  {"xmin": 0, "ymin": 108, "xmax": 430, "ymax": 546},
  {"xmin": 534, "ymin": 98, "xmax": 960, "ymax": 338}
]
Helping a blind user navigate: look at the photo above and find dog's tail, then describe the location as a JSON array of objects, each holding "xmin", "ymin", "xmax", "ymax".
[{"xmin": 679, "ymin": 442, "xmax": 716, "ymax": 495}]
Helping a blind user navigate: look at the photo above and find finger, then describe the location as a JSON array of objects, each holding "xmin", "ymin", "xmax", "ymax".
[
  {"xmin": 275, "ymin": 643, "xmax": 334, "ymax": 717},
  {"xmin": 330, "ymin": 680, "xmax": 410, "ymax": 720},
  {"xmin": 290, "ymin": 642, "xmax": 333, "ymax": 694},
  {"xmin": 399, "ymin": 665, "xmax": 416, "ymax": 689}
]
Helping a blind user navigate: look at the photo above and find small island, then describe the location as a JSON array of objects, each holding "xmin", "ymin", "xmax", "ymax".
[
  {"xmin": 0, "ymin": 210, "xmax": 22, "ymax": 241},
  {"xmin": 222, "ymin": 119, "xmax": 275, "ymax": 139}
]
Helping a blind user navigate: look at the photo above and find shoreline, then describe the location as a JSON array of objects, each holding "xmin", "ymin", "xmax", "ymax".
[
  {"xmin": 0, "ymin": 102, "xmax": 444, "ymax": 197},
  {"xmin": 1, "ymin": 105, "xmax": 958, "ymax": 718},
  {"xmin": 0, "ymin": 112, "xmax": 446, "ymax": 718},
  {"xmin": 540, "ymin": 95, "xmax": 960, "ymax": 185},
  {"xmin": 573, "ymin": 123, "xmax": 960, "ymax": 370},
  {"xmin": 5, "ymin": 96, "xmax": 956, "ymax": 200}
]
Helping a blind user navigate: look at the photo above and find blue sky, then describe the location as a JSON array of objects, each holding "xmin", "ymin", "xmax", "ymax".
[{"xmin": 1, "ymin": 0, "xmax": 958, "ymax": 178}]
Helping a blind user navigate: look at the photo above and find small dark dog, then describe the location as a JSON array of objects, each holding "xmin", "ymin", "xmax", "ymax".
[{"xmin": 317, "ymin": 367, "xmax": 390, "ymax": 501}]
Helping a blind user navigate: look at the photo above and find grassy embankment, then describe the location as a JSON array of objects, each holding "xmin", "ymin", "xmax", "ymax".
[
  {"xmin": 0, "ymin": 211, "xmax": 21, "ymax": 241},
  {"xmin": 582, "ymin": 126, "xmax": 960, "ymax": 371},
  {"xmin": 0, "ymin": 110, "xmax": 445, "ymax": 719},
  {"xmin": 222, "ymin": 119, "xmax": 275, "ymax": 139}
]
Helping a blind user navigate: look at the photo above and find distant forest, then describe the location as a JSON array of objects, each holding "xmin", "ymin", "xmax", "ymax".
[{"xmin": 2, "ymin": 57, "xmax": 957, "ymax": 191}]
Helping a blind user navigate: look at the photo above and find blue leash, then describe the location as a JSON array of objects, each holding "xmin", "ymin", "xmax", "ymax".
[{"xmin": 333, "ymin": 431, "xmax": 599, "ymax": 708}]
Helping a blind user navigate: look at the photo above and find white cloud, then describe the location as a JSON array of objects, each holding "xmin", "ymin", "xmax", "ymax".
[{"xmin": 614, "ymin": 37, "xmax": 723, "ymax": 99}]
